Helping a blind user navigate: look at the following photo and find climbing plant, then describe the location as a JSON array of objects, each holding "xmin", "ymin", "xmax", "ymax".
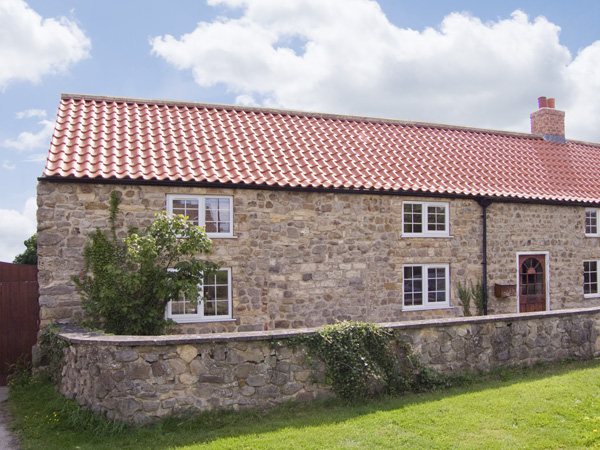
[{"xmin": 291, "ymin": 321, "xmax": 442, "ymax": 400}]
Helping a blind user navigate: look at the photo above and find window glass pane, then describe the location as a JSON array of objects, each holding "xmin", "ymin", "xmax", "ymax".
[
  {"xmin": 204, "ymin": 301, "xmax": 215, "ymax": 315},
  {"xmin": 427, "ymin": 267, "xmax": 446, "ymax": 303},
  {"xmin": 215, "ymin": 269, "xmax": 228, "ymax": 284},
  {"xmin": 584, "ymin": 261, "xmax": 598, "ymax": 295},
  {"xmin": 427, "ymin": 206, "xmax": 446, "ymax": 231},
  {"xmin": 586, "ymin": 210, "xmax": 598, "ymax": 234},
  {"xmin": 216, "ymin": 301, "xmax": 229, "ymax": 315},
  {"xmin": 403, "ymin": 266, "xmax": 423, "ymax": 306},
  {"xmin": 205, "ymin": 198, "xmax": 231, "ymax": 234},
  {"xmin": 403, "ymin": 204, "xmax": 423, "ymax": 234},
  {"xmin": 216, "ymin": 285, "xmax": 228, "ymax": 299},
  {"xmin": 204, "ymin": 286, "xmax": 216, "ymax": 301},
  {"xmin": 172, "ymin": 199, "xmax": 199, "ymax": 225},
  {"xmin": 201, "ymin": 269, "xmax": 231, "ymax": 316}
]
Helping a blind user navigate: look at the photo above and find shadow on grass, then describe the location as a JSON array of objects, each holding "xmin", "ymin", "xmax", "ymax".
[{"xmin": 9, "ymin": 357, "xmax": 600, "ymax": 450}]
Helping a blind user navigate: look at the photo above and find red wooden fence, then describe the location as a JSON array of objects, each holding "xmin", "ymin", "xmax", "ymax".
[{"xmin": 0, "ymin": 262, "xmax": 39, "ymax": 385}]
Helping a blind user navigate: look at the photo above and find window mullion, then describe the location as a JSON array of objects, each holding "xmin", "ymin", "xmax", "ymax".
[{"xmin": 199, "ymin": 197, "xmax": 206, "ymax": 229}]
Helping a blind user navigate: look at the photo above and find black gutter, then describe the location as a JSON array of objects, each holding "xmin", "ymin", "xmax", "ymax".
[
  {"xmin": 476, "ymin": 198, "xmax": 493, "ymax": 315},
  {"xmin": 37, "ymin": 175, "xmax": 600, "ymax": 208}
]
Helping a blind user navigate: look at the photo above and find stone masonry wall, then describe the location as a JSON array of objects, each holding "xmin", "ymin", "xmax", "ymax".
[
  {"xmin": 486, "ymin": 202, "xmax": 600, "ymax": 314},
  {"xmin": 37, "ymin": 180, "xmax": 600, "ymax": 333},
  {"xmin": 58, "ymin": 307, "xmax": 600, "ymax": 425},
  {"xmin": 37, "ymin": 181, "xmax": 482, "ymax": 333}
]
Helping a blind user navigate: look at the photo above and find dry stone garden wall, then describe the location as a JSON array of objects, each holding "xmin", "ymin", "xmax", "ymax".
[{"xmin": 58, "ymin": 307, "xmax": 600, "ymax": 425}]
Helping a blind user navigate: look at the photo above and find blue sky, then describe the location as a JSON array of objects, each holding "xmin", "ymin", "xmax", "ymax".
[{"xmin": 1, "ymin": 0, "xmax": 600, "ymax": 262}]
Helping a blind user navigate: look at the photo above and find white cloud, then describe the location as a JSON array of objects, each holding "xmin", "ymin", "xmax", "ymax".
[
  {"xmin": 22, "ymin": 153, "xmax": 49, "ymax": 163},
  {"xmin": 2, "ymin": 161, "xmax": 15, "ymax": 170},
  {"xmin": 16, "ymin": 108, "xmax": 46, "ymax": 119},
  {"xmin": 0, "ymin": 0, "xmax": 91, "ymax": 89},
  {"xmin": 151, "ymin": 0, "xmax": 600, "ymax": 142},
  {"xmin": 0, "ymin": 197, "xmax": 36, "ymax": 263},
  {"xmin": 2, "ymin": 119, "xmax": 54, "ymax": 151}
]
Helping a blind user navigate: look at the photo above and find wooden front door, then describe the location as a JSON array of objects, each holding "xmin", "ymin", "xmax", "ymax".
[{"xmin": 519, "ymin": 254, "xmax": 547, "ymax": 313}]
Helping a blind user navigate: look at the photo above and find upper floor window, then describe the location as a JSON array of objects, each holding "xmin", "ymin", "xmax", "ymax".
[
  {"xmin": 166, "ymin": 268, "xmax": 232, "ymax": 323},
  {"xmin": 166, "ymin": 195, "xmax": 233, "ymax": 237},
  {"xmin": 584, "ymin": 260, "xmax": 600, "ymax": 298},
  {"xmin": 403, "ymin": 263, "xmax": 450, "ymax": 310},
  {"xmin": 586, "ymin": 209, "xmax": 599, "ymax": 236},
  {"xmin": 402, "ymin": 201, "xmax": 449, "ymax": 237}
]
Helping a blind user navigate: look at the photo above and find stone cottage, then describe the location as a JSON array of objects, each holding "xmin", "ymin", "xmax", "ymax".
[{"xmin": 37, "ymin": 94, "xmax": 600, "ymax": 334}]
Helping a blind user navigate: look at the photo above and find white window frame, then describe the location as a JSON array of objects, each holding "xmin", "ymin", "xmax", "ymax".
[
  {"xmin": 585, "ymin": 209, "xmax": 600, "ymax": 237},
  {"xmin": 166, "ymin": 268, "xmax": 233, "ymax": 323},
  {"xmin": 166, "ymin": 194, "xmax": 234, "ymax": 238},
  {"xmin": 515, "ymin": 251, "xmax": 551, "ymax": 313},
  {"xmin": 584, "ymin": 260, "xmax": 600, "ymax": 298},
  {"xmin": 402, "ymin": 201, "xmax": 450, "ymax": 237},
  {"xmin": 402, "ymin": 263, "xmax": 451, "ymax": 310}
]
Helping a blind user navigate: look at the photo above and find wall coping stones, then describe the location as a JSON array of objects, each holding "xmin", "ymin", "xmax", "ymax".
[{"xmin": 58, "ymin": 307, "xmax": 600, "ymax": 346}]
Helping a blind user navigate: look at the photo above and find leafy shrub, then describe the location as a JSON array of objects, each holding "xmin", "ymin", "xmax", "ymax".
[{"xmin": 73, "ymin": 191, "xmax": 218, "ymax": 335}]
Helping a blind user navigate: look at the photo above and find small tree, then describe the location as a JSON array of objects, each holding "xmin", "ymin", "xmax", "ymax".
[
  {"xmin": 73, "ymin": 192, "xmax": 218, "ymax": 335},
  {"xmin": 13, "ymin": 233, "xmax": 37, "ymax": 265}
]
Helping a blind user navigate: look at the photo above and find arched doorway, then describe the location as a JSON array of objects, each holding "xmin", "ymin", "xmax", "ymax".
[{"xmin": 518, "ymin": 254, "xmax": 547, "ymax": 313}]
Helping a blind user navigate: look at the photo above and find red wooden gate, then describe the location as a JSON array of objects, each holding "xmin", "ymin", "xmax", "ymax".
[{"xmin": 0, "ymin": 262, "xmax": 39, "ymax": 385}]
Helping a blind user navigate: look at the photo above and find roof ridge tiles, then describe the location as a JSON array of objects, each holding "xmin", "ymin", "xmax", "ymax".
[{"xmin": 61, "ymin": 92, "xmax": 544, "ymax": 141}]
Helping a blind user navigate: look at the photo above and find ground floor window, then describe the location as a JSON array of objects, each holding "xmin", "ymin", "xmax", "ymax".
[
  {"xmin": 584, "ymin": 260, "xmax": 599, "ymax": 297},
  {"xmin": 403, "ymin": 264, "xmax": 450, "ymax": 310},
  {"xmin": 166, "ymin": 268, "xmax": 232, "ymax": 323}
]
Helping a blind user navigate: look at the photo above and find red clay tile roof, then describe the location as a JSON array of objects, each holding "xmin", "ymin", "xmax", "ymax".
[{"xmin": 44, "ymin": 93, "xmax": 600, "ymax": 203}]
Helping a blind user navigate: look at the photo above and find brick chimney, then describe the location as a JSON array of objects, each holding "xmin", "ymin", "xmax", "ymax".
[{"xmin": 530, "ymin": 96, "xmax": 565, "ymax": 143}]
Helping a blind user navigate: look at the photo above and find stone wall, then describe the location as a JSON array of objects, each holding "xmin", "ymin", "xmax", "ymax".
[
  {"xmin": 37, "ymin": 180, "xmax": 600, "ymax": 334},
  {"xmin": 486, "ymin": 202, "xmax": 600, "ymax": 314},
  {"xmin": 37, "ymin": 181, "xmax": 482, "ymax": 332},
  {"xmin": 58, "ymin": 327, "xmax": 329, "ymax": 425},
  {"xmin": 58, "ymin": 307, "xmax": 600, "ymax": 424}
]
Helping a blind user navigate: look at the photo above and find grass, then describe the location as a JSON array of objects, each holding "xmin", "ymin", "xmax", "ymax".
[{"xmin": 7, "ymin": 359, "xmax": 600, "ymax": 449}]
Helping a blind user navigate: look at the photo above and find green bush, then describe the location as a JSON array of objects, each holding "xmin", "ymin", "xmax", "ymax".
[{"xmin": 73, "ymin": 192, "xmax": 218, "ymax": 335}]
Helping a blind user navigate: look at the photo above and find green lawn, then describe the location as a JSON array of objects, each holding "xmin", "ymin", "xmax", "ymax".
[{"xmin": 8, "ymin": 359, "xmax": 600, "ymax": 449}]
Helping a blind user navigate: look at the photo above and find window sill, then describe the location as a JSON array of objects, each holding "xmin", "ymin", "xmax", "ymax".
[
  {"xmin": 401, "ymin": 234, "xmax": 453, "ymax": 239},
  {"xmin": 585, "ymin": 234, "xmax": 600, "ymax": 238},
  {"xmin": 169, "ymin": 317, "xmax": 236, "ymax": 324},
  {"xmin": 207, "ymin": 234, "xmax": 238, "ymax": 239},
  {"xmin": 402, "ymin": 305, "xmax": 453, "ymax": 311},
  {"xmin": 584, "ymin": 294, "xmax": 600, "ymax": 299}
]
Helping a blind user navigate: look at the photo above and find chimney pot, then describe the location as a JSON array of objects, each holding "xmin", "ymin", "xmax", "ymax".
[{"xmin": 530, "ymin": 96, "xmax": 565, "ymax": 141}]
